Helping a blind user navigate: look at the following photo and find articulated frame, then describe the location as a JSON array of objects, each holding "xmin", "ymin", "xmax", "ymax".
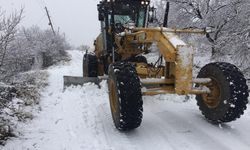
[{"xmin": 118, "ymin": 27, "xmax": 211, "ymax": 96}]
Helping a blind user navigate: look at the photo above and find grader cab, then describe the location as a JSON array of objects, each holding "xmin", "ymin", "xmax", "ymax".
[{"xmin": 65, "ymin": 0, "xmax": 249, "ymax": 131}]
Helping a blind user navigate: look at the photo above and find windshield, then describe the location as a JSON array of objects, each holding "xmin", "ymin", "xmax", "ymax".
[
  {"xmin": 114, "ymin": 15, "xmax": 131, "ymax": 25},
  {"xmin": 113, "ymin": 10, "xmax": 145, "ymax": 28}
]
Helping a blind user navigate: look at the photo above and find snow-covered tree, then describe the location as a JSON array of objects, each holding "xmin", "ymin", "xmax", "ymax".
[
  {"xmin": 0, "ymin": 25, "xmax": 71, "ymax": 82},
  {"xmin": 155, "ymin": 0, "xmax": 250, "ymax": 73},
  {"xmin": 0, "ymin": 8, "xmax": 23, "ymax": 71},
  {"xmin": 19, "ymin": 26, "xmax": 71, "ymax": 68}
]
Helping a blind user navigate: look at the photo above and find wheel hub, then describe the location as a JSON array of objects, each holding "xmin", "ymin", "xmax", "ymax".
[{"xmin": 202, "ymin": 78, "xmax": 221, "ymax": 108}]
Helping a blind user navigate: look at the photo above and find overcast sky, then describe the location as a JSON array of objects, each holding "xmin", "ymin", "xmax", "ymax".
[{"xmin": 0, "ymin": 0, "xmax": 100, "ymax": 47}]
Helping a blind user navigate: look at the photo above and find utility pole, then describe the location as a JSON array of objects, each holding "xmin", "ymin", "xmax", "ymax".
[{"xmin": 45, "ymin": 6, "xmax": 56, "ymax": 35}]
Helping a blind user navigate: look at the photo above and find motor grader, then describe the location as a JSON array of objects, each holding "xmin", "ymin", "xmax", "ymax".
[{"xmin": 64, "ymin": 0, "xmax": 249, "ymax": 131}]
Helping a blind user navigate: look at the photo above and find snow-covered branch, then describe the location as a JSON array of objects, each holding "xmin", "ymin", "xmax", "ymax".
[{"xmin": 0, "ymin": 8, "xmax": 23, "ymax": 68}]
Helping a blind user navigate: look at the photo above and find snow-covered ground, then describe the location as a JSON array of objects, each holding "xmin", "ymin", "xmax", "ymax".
[{"xmin": 2, "ymin": 50, "xmax": 250, "ymax": 150}]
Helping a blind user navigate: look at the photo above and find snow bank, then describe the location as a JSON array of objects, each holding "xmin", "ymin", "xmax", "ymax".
[{"xmin": 0, "ymin": 70, "xmax": 48, "ymax": 145}]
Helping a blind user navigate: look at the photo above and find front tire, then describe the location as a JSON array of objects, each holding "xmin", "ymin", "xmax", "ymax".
[
  {"xmin": 108, "ymin": 62, "xmax": 143, "ymax": 130},
  {"xmin": 196, "ymin": 62, "xmax": 249, "ymax": 123}
]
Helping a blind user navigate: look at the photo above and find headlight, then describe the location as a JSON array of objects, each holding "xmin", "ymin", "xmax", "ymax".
[{"xmin": 141, "ymin": 1, "xmax": 149, "ymax": 5}]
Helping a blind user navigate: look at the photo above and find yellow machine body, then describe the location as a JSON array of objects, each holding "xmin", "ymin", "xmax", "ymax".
[{"xmin": 94, "ymin": 27, "xmax": 211, "ymax": 96}]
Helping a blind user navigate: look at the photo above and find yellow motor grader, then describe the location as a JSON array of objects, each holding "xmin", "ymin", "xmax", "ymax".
[{"xmin": 64, "ymin": 0, "xmax": 249, "ymax": 131}]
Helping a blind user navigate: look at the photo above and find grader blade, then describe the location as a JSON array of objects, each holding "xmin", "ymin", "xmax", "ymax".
[{"xmin": 63, "ymin": 76, "xmax": 107, "ymax": 88}]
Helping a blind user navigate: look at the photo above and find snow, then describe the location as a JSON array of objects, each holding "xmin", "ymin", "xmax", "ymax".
[
  {"xmin": 2, "ymin": 50, "xmax": 250, "ymax": 150},
  {"xmin": 177, "ymin": 45, "xmax": 194, "ymax": 68},
  {"xmin": 163, "ymin": 32, "xmax": 186, "ymax": 48}
]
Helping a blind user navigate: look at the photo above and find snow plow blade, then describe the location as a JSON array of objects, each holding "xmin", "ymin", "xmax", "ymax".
[{"xmin": 63, "ymin": 76, "xmax": 107, "ymax": 88}]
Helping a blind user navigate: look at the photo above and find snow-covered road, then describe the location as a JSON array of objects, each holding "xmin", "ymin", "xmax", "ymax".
[{"xmin": 2, "ymin": 50, "xmax": 250, "ymax": 150}]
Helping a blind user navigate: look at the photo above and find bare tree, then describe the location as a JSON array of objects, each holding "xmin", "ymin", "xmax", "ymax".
[
  {"xmin": 0, "ymin": 8, "xmax": 23, "ymax": 69},
  {"xmin": 155, "ymin": 0, "xmax": 250, "ymax": 74}
]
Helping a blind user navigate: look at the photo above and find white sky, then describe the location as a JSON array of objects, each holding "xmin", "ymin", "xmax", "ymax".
[{"xmin": 0, "ymin": 0, "xmax": 100, "ymax": 47}]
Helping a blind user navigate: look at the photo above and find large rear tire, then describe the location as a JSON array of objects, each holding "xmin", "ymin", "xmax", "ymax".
[
  {"xmin": 83, "ymin": 54, "xmax": 98, "ymax": 77},
  {"xmin": 108, "ymin": 62, "xmax": 143, "ymax": 131},
  {"xmin": 196, "ymin": 62, "xmax": 249, "ymax": 123}
]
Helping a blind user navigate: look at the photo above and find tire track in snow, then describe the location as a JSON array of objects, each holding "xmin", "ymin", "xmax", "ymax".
[
  {"xmin": 79, "ymin": 84, "xmax": 111, "ymax": 149},
  {"xmin": 97, "ymin": 103, "xmax": 139, "ymax": 150},
  {"xmin": 80, "ymin": 81, "xmax": 139, "ymax": 150},
  {"xmin": 62, "ymin": 84, "xmax": 112, "ymax": 150},
  {"xmin": 140, "ymin": 96, "xmax": 250, "ymax": 150}
]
